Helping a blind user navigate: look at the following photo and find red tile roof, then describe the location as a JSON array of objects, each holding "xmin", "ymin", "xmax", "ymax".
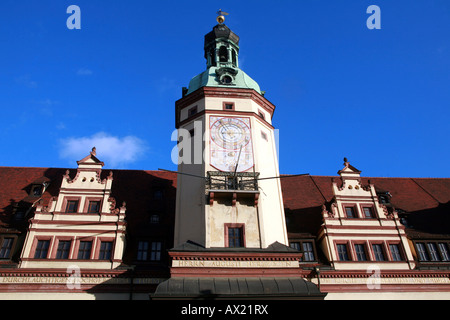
[{"xmin": 1, "ymin": 166, "xmax": 449, "ymax": 239}]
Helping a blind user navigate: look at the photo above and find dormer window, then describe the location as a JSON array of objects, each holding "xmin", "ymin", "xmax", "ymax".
[
  {"xmin": 379, "ymin": 195, "xmax": 390, "ymax": 204},
  {"xmin": 31, "ymin": 185, "xmax": 43, "ymax": 196}
]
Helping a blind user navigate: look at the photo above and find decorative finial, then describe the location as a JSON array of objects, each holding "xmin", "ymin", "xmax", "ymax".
[
  {"xmin": 216, "ymin": 9, "xmax": 229, "ymax": 24},
  {"xmin": 343, "ymin": 157, "xmax": 349, "ymax": 168},
  {"xmin": 91, "ymin": 147, "xmax": 96, "ymax": 156}
]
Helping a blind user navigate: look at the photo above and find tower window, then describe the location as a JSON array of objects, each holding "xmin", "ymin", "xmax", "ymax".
[
  {"xmin": 226, "ymin": 224, "xmax": 244, "ymax": 248},
  {"xmin": 188, "ymin": 106, "xmax": 198, "ymax": 117},
  {"xmin": 221, "ymin": 75, "xmax": 232, "ymax": 84},
  {"xmin": 219, "ymin": 46, "xmax": 228, "ymax": 62},
  {"xmin": 258, "ymin": 110, "xmax": 265, "ymax": 120},
  {"xmin": 228, "ymin": 228, "xmax": 243, "ymax": 248},
  {"xmin": 222, "ymin": 102, "xmax": 235, "ymax": 110}
]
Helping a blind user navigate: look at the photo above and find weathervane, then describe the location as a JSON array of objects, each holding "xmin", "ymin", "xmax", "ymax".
[{"xmin": 216, "ymin": 9, "xmax": 229, "ymax": 24}]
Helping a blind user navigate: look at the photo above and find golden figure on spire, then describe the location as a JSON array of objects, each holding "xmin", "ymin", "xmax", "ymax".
[{"xmin": 216, "ymin": 9, "xmax": 229, "ymax": 24}]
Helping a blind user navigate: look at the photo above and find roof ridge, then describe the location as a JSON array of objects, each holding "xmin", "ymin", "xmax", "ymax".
[{"xmin": 411, "ymin": 178, "xmax": 442, "ymax": 204}]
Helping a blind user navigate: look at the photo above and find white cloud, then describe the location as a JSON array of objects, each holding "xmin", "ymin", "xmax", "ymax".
[
  {"xmin": 76, "ymin": 68, "xmax": 93, "ymax": 76},
  {"xmin": 59, "ymin": 132, "xmax": 147, "ymax": 167},
  {"xmin": 15, "ymin": 74, "xmax": 37, "ymax": 88}
]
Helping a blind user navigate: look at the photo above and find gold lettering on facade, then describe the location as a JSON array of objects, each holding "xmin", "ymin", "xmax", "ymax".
[{"xmin": 172, "ymin": 259, "xmax": 297, "ymax": 268}]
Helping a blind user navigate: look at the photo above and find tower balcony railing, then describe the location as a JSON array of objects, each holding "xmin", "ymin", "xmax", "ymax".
[
  {"xmin": 206, "ymin": 171, "xmax": 259, "ymax": 192},
  {"xmin": 206, "ymin": 171, "xmax": 260, "ymax": 207}
]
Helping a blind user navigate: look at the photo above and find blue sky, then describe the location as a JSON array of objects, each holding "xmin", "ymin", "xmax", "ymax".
[{"xmin": 0, "ymin": 0, "xmax": 449, "ymax": 177}]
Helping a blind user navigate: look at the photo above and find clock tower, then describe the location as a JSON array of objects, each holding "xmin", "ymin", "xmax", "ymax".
[
  {"xmin": 153, "ymin": 14, "xmax": 325, "ymax": 299},
  {"xmin": 173, "ymin": 16, "xmax": 289, "ymax": 250}
]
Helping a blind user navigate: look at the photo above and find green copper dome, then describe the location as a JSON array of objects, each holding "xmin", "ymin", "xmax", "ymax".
[
  {"xmin": 185, "ymin": 23, "xmax": 262, "ymax": 95},
  {"xmin": 186, "ymin": 67, "xmax": 261, "ymax": 95}
]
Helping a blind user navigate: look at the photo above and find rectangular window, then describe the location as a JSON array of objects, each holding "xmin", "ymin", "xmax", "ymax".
[
  {"xmin": 427, "ymin": 243, "xmax": 440, "ymax": 261},
  {"xmin": 337, "ymin": 244, "xmax": 350, "ymax": 261},
  {"xmin": 345, "ymin": 207, "xmax": 356, "ymax": 218},
  {"xmin": 87, "ymin": 201, "xmax": 101, "ymax": 213},
  {"xmin": 99, "ymin": 241, "xmax": 113, "ymax": 260},
  {"xmin": 389, "ymin": 244, "xmax": 403, "ymax": 261},
  {"xmin": 354, "ymin": 244, "xmax": 367, "ymax": 261},
  {"xmin": 188, "ymin": 106, "xmax": 197, "ymax": 117},
  {"xmin": 258, "ymin": 110, "xmax": 265, "ymax": 120},
  {"xmin": 0, "ymin": 238, "xmax": 14, "ymax": 259},
  {"xmin": 228, "ymin": 227, "xmax": 243, "ymax": 248},
  {"xmin": 372, "ymin": 244, "xmax": 385, "ymax": 261},
  {"xmin": 261, "ymin": 131, "xmax": 268, "ymax": 141},
  {"xmin": 136, "ymin": 241, "xmax": 162, "ymax": 261},
  {"xmin": 416, "ymin": 243, "xmax": 429, "ymax": 261},
  {"xmin": 66, "ymin": 200, "xmax": 79, "ymax": 213},
  {"xmin": 77, "ymin": 241, "xmax": 92, "ymax": 259},
  {"xmin": 150, "ymin": 241, "xmax": 162, "ymax": 261},
  {"xmin": 363, "ymin": 207, "xmax": 374, "ymax": 218},
  {"xmin": 289, "ymin": 242, "xmax": 300, "ymax": 251},
  {"xmin": 34, "ymin": 240, "xmax": 50, "ymax": 259},
  {"xmin": 137, "ymin": 241, "xmax": 149, "ymax": 261},
  {"xmin": 302, "ymin": 242, "xmax": 315, "ymax": 261},
  {"xmin": 223, "ymin": 102, "xmax": 235, "ymax": 111},
  {"xmin": 438, "ymin": 243, "xmax": 450, "ymax": 261},
  {"xmin": 56, "ymin": 241, "xmax": 71, "ymax": 259}
]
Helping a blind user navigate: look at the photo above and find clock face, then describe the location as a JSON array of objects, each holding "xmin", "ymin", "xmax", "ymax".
[{"xmin": 210, "ymin": 116, "xmax": 254, "ymax": 172}]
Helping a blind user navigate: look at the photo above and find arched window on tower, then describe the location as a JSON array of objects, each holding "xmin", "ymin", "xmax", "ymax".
[
  {"xmin": 219, "ymin": 46, "xmax": 228, "ymax": 63},
  {"xmin": 232, "ymin": 49, "xmax": 237, "ymax": 67}
]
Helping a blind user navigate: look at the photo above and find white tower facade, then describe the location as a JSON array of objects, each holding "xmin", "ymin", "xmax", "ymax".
[{"xmin": 173, "ymin": 22, "xmax": 288, "ymax": 249}]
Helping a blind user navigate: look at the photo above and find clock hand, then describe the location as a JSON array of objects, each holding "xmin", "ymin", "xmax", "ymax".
[{"xmin": 233, "ymin": 145, "xmax": 243, "ymax": 178}]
